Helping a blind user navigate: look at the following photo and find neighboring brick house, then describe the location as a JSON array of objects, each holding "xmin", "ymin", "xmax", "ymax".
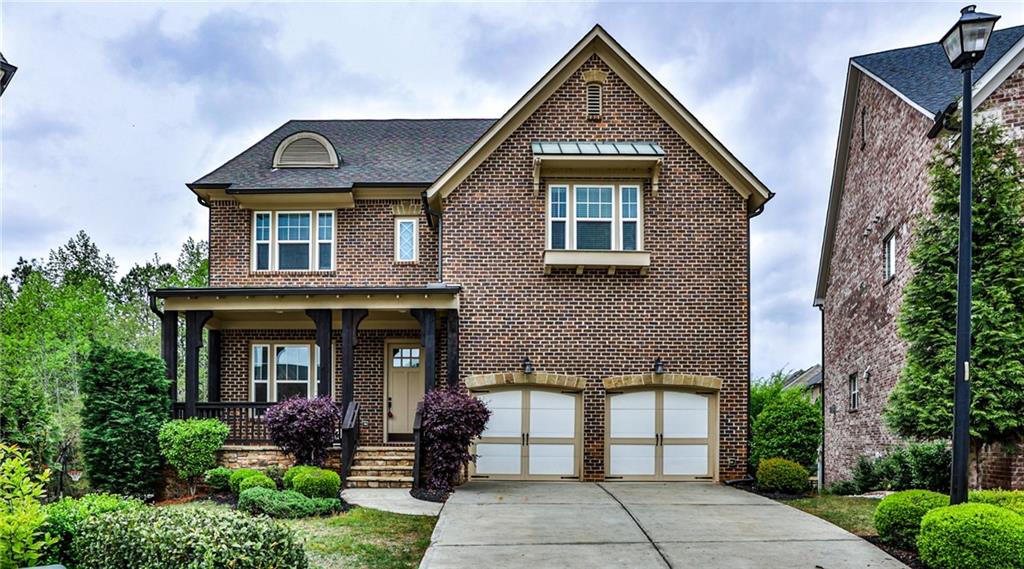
[
  {"xmin": 814, "ymin": 24, "xmax": 1024, "ymax": 489},
  {"xmin": 152, "ymin": 25, "xmax": 773, "ymax": 487}
]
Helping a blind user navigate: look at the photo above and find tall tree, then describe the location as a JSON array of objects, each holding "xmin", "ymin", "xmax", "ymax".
[
  {"xmin": 45, "ymin": 231, "xmax": 117, "ymax": 292},
  {"xmin": 885, "ymin": 118, "xmax": 1024, "ymax": 481}
]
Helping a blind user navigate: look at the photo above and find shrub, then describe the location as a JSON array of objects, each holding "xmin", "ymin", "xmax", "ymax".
[
  {"xmin": 917, "ymin": 503, "xmax": 1024, "ymax": 569},
  {"xmin": 907, "ymin": 441, "xmax": 951, "ymax": 491},
  {"xmin": 848, "ymin": 442, "xmax": 952, "ymax": 494},
  {"xmin": 265, "ymin": 397, "xmax": 341, "ymax": 466},
  {"xmin": 850, "ymin": 455, "xmax": 881, "ymax": 494},
  {"xmin": 80, "ymin": 344, "xmax": 169, "ymax": 496},
  {"xmin": 0, "ymin": 444, "xmax": 57, "ymax": 569},
  {"xmin": 283, "ymin": 465, "xmax": 320, "ymax": 490},
  {"xmin": 292, "ymin": 468, "xmax": 341, "ymax": 499},
  {"xmin": 750, "ymin": 390, "xmax": 821, "ymax": 469},
  {"xmin": 73, "ymin": 505, "xmax": 308, "ymax": 568},
  {"xmin": 238, "ymin": 473, "xmax": 277, "ymax": 493},
  {"xmin": 158, "ymin": 419, "xmax": 229, "ymax": 496},
  {"xmin": 874, "ymin": 489, "xmax": 948, "ymax": 550},
  {"xmin": 970, "ymin": 489, "xmax": 1024, "ymax": 516},
  {"xmin": 237, "ymin": 487, "xmax": 341, "ymax": 519},
  {"xmin": 42, "ymin": 493, "xmax": 144, "ymax": 565},
  {"xmin": 203, "ymin": 467, "xmax": 232, "ymax": 493},
  {"xmin": 755, "ymin": 458, "xmax": 809, "ymax": 494},
  {"xmin": 875, "ymin": 448, "xmax": 914, "ymax": 491},
  {"xmin": 229, "ymin": 468, "xmax": 262, "ymax": 494},
  {"xmin": 827, "ymin": 480, "xmax": 860, "ymax": 496},
  {"xmin": 422, "ymin": 388, "xmax": 491, "ymax": 495},
  {"xmin": 263, "ymin": 465, "xmax": 285, "ymax": 488}
]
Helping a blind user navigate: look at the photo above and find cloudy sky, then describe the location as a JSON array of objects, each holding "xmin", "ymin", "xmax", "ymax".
[{"xmin": 2, "ymin": 1, "xmax": 1021, "ymax": 378}]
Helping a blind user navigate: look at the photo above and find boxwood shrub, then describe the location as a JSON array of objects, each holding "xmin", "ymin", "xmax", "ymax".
[
  {"xmin": 917, "ymin": 503, "xmax": 1024, "ymax": 569},
  {"xmin": 73, "ymin": 506, "xmax": 308, "ymax": 568},
  {"xmin": 158, "ymin": 419, "xmax": 229, "ymax": 496},
  {"xmin": 283, "ymin": 465, "xmax": 320, "ymax": 490},
  {"xmin": 203, "ymin": 467, "xmax": 232, "ymax": 493},
  {"xmin": 969, "ymin": 489, "xmax": 1024, "ymax": 516},
  {"xmin": 874, "ymin": 489, "xmax": 948, "ymax": 550},
  {"xmin": 42, "ymin": 493, "xmax": 144, "ymax": 565},
  {"xmin": 228, "ymin": 468, "xmax": 262, "ymax": 494},
  {"xmin": 238, "ymin": 473, "xmax": 277, "ymax": 493},
  {"xmin": 237, "ymin": 487, "xmax": 341, "ymax": 519},
  {"xmin": 292, "ymin": 468, "xmax": 341, "ymax": 499},
  {"xmin": 755, "ymin": 458, "xmax": 809, "ymax": 494}
]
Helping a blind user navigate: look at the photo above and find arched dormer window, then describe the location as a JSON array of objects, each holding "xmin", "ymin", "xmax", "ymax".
[{"xmin": 273, "ymin": 132, "xmax": 339, "ymax": 168}]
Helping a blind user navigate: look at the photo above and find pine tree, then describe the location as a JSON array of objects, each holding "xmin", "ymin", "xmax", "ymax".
[{"xmin": 885, "ymin": 118, "xmax": 1024, "ymax": 479}]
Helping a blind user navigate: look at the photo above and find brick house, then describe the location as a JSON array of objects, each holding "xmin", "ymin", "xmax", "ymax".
[
  {"xmin": 152, "ymin": 25, "xmax": 773, "ymax": 487},
  {"xmin": 814, "ymin": 24, "xmax": 1024, "ymax": 488}
]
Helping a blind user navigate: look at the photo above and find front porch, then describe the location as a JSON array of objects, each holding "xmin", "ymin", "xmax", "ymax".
[{"xmin": 150, "ymin": 285, "xmax": 461, "ymax": 486}]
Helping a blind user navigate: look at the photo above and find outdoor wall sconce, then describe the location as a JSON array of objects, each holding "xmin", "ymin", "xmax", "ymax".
[
  {"xmin": 522, "ymin": 357, "xmax": 535, "ymax": 374},
  {"xmin": 653, "ymin": 357, "xmax": 666, "ymax": 374}
]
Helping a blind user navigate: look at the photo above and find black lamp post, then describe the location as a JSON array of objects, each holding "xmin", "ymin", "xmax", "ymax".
[{"xmin": 939, "ymin": 4, "xmax": 999, "ymax": 505}]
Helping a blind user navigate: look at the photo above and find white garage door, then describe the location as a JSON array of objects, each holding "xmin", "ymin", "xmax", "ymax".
[
  {"xmin": 472, "ymin": 389, "xmax": 580, "ymax": 480},
  {"xmin": 607, "ymin": 389, "xmax": 716, "ymax": 480}
]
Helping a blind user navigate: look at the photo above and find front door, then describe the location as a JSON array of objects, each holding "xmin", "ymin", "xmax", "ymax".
[{"xmin": 386, "ymin": 342, "xmax": 425, "ymax": 442}]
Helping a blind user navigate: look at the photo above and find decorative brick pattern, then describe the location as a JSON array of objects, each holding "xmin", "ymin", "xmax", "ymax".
[{"xmin": 464, "ymin": 371, "xmax": 587, "ymax": 391}]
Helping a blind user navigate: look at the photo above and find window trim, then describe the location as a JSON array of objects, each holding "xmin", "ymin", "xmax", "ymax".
[
  {"xmin": 849, "ymin": 373, "xmax": 859, "ymax": 411},
  {"xmin": 272, "ymin": 132, "xmax": 339, "ymax": 168},
  {"xmin": 394, "ymin": 217, "xmax": 419, "ymax": 263},
  {"xmin": 253, "ymin": 210, "xmax": 337, "ymax": 272},
  {"xmin": 548, "ymin": 185, "xmax": 568, "ymax": 250},
  {"xmin": 586, "ymin": 82, "xmax": 602, "ymax": 116},
  {"xmin": 250, "ymin": 342, "xmax": 319, "ymax": 403},
  {"xmin": 883, "ymin": 230, "xmax": 897, "ymax": 282},
  {"xmin": 316, "ymin": 211, "xmax": 335, "ymax": 271},
  {"xmin": 619, "ymin": 184, "xmax": 641, "ymax": 251},
  {"xmin": 252, "ymin": 211, "xmax": 272, "ymax": 271},
  {"xmin": 545, "ymin": 182, "xmax": 643, "ymax": 252}
]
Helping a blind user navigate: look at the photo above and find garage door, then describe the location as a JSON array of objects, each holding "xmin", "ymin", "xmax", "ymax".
[
  {"xmin": 606, "ymin": 389, "xmax": 716, "ymax": 480},
  {"xmin": 471, "ymin": 388, "xmax": 581, "ymax": 480}
]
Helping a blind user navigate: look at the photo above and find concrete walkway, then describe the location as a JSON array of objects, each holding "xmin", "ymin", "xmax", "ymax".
[
  {"xmin": 341, "ymin": 488, "xmax": 442, "ymax": 516},
  {"xmin": 420, "ymin": 481, "xmax": 906, "ymax": 569}
]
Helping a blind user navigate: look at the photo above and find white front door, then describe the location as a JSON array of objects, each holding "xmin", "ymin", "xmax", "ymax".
[{"xmin": 472, "ymin": 388, "xmax": 580, "ymax": 480}]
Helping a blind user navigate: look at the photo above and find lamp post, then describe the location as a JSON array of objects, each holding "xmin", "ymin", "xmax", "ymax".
[{"xmin": 938, "ymin": 4, "xmax": 999, "ymax": 505}]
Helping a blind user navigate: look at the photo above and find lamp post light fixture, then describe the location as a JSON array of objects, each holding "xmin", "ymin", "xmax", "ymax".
[{"xmin": 940, "ymin": 4, "xmax": 999, "ymax": 506}]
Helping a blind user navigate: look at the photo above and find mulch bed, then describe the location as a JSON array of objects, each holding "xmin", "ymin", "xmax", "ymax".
[
  {"xmin": 410, "ymin": 488, "xmax": 448, "ymax": 503},
  {"xmin": 864, "ymin": 537, "xmax": 926, "ymax": 569}
]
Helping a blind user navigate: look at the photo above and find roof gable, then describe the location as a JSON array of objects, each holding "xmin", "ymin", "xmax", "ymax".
[{"xmin": 425, "ymin": 25, "xmax": 773, "ymax": 214}]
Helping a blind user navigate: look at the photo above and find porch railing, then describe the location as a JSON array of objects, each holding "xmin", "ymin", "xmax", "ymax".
[
  {"xmin": 339, "ymin": 401, "xmax": 360, "ymax": 485},
  {"xmin": 172, "ymin": 402, "xmax": 276, "ymax": 443},
  {"xmin": 412, "ymin": 402, "xmax": 424, "ymax": 490}
]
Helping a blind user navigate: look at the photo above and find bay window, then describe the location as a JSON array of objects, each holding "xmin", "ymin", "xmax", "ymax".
[
  {"xmin": 252, "ymin": 210, "xmax": 335, "ymax": 271},
  {"xmin": 547, "ymin": 183, "xmax": 642, "ymax": 251}
]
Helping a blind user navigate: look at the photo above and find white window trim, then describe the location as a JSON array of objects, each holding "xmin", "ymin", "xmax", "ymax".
[
  {"xmin": 619, "ymin": 184, "xmax": 641, "ymax": 251},
  {"xmin": 251, "ymin": 344, "xmax": 271, "ymax": 402},
  {"xmin": 849, "ymin": 373, "xmax": 859, "ymax": 411},
  {"xmin": 272, "ymin": 131, "xmax": 339, "ymax": 168},
  {"xmin": 251, "ymin": 342, "xmax": 319, "ymax": 403},
  {"xmin": 252, "ymin": 211, "xmax": 272, "ymax": 271},
  {"xmin": 275, "ymin": 211, "xmax": 313, "ymax": 271},
  {"xmin": 548, "ymin": 185, "xmax": 568, "ymax": 250},
  {"xmin": 586, "ymin": 83, "xmax": 602, "ymax": 115},
  {"xmin": 883, "ymin": 231, "xmax": 896, "ymax": 281},
  {"xmin": 394, "ymin": 217, "xmax": 419, "ymax": 263},
  {"xmin": 316, "ymin": 210, "xmax": 335, "ymax": 271},
  {"xmin": 546, "ymin": 183, "xmax": 643, "ymax": 252},
  {"xmin": 573, "ymin": 184, "xmax": 615, "ymax": 250}
]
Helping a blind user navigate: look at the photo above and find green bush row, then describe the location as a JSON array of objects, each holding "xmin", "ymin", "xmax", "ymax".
[
  {"xmin": 42, "ymin": 493, "xmax": 144, "ymax": 567},
  {"xmin": 74, "ymin": 506, "xmax": 308, "ymax": 568},
  {"xmin": 237, "ymin": 487, "xmax": 342, "ymax": 519},
  {"xmin": 839, "ymin": 442, "xmax": 950, "ymax": 495},
  {"xmin": 918, "ymin": 503, "xmax": 1024, "ymax": 569},
  {"xmin": 873, "ymin": 489, "xmax": 948, "ymax": 550},
  {"xmin": 206, "ymin": 464, "xmax": 340, "ymax": 499}
]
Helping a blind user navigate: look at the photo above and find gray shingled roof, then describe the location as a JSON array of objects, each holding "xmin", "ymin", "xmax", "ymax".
[
  {"xmin": 853, "ymin": 25, "xmax": 1024, "ymax": 116},
  {"xmin": 193, "ymin": 119, "xmax": 496, "ymax": 190}
]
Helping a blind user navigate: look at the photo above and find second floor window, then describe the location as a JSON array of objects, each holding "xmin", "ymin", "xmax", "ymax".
[
  {"xmin": 252, "ymin": 210, "xmax": 334, "ymax": 271},
  {"xmin": 395, "ymin": 218, "xmax": 418, "ymax": 262},
  {"xmin": 548, "ymin": 183, "xmax": 642, "ymax": 251},
  {"xmin": 883, "ymin": 231, "xmax": 896, "ymax": 281},
  {"xmin": 849, "ymin": 373, "xmax": 859, "ymax": 411}
]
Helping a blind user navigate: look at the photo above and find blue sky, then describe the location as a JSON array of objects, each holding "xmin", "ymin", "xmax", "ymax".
[{"xmin": 2, "ymin": 2, "xmax": 1021, "ymax": 378}]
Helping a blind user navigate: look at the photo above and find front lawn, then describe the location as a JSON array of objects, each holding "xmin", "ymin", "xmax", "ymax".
[
  {"xmin": 165, "ymin": 501, "xmax": 436, "ymax": 569},
  {"xmin": 783, "ymin": 494, "xmax": 880, "ymax": 536}
]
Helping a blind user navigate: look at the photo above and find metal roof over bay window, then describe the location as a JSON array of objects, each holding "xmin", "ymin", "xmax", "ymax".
[
  {"xmin": 531, "ymin": 141, "xmax": 665, "ymax": 156},
  {"xmin": 531, "ymin": 141, "xmax": 666, "ymax": 197}
]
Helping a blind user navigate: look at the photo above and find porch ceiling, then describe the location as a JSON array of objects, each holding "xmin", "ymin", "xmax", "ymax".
[
  {"xmin": 207, "ymin": 308, "xmax": 424, "ymax": 330},
  {"xmin": 154, "ymin": 285, "xmax": 460, "ymax": 313}
]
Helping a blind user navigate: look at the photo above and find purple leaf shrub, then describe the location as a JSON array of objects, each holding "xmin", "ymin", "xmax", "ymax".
[
  {"xmin": 264, "ymin": 397, "xmax": 342, "ymax": 466},
  {"xmin": 421, "ymin": 388, "xmax": 491, "ymax": 494}
]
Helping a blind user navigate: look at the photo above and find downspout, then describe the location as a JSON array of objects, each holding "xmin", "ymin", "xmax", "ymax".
[
  {"xmin": 421, "ymin": 192, "xmax": 443, "ymax": 283},
  {"xmin": 149, "ymin": 292, "xmax": 163, "ymax": 318},
  {"xmin": 819, "ymin": 304, "xmax": 826, "ymax": 492}
]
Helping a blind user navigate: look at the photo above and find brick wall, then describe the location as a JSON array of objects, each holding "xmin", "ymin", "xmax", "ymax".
[
  {"xmin": 822, "ymin": 66, "xmax": 1024, "ymax": 486},
  {"xmin": 444, "ymin": 54, "xmax": 751, "ymax": 481}
]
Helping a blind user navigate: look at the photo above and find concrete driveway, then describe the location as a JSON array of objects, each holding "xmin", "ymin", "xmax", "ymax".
[{"xmin": 420, "ymin": 481, "xmax": 906, "ymax": 569}]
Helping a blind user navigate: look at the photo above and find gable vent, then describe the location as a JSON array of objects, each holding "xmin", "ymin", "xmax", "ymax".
[
  {"xmin": 273, "ymin": 132, "xmax": 339, "ymax": 168},
  {"xmin": 586, "ymin": 83, "xmax": 602, "ymax": 116}
]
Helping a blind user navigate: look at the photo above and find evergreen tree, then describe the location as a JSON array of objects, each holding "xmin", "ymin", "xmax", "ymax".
[{"xmin": 885, "ymin": 119, "xmax": 1024, "ymax": 476}]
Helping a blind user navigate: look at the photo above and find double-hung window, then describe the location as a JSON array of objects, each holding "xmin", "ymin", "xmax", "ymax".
[
  {"xmin": 251, "ymin": 343, "xmax": 316, "ymax": 403},
  {"xmin": 253, "ymin": 211, "xmax": 334, "ymax": 271},
  {"xmin": 547, "ymin": 183, "xmax": 642, "ymax": 251}
]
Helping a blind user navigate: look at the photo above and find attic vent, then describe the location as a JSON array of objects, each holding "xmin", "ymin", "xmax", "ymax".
[
  {"xmin": 273, "ymin": 132, "xmax": 339, "ymax": 168},
  {"xmin": 586, "ymin": 83, "xmax": 602, "ymax": 116}
]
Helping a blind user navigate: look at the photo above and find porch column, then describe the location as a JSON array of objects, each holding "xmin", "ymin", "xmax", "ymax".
[
  {"xmin": 207, "ymin": 329, "xmax": 222, "ymax": 403},
  {"xmin": 446, "ymin": 311, "xmax": 459, "ymax": 388},
  {"xmin": 305, "ymin": 309, "xmax": 333, "ymax": 398},
  {"xmin": 184, "ymin": 310, "xmax": 213, "ymax": 418},
  {"xmin": 161, "ymin": 310, "xmax": 179, "ymax": 403},
  {"xmin": 411, "ymin": 309, "xmax": 437, "ymax": 392},
  {"xmin": 340, "ymin": 309, "xmax": 368, "ymax": 410}
]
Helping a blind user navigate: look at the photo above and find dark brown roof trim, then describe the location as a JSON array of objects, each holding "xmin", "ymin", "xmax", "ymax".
[{"xmin": 151, "ymin": 285, "xmax": 461, "ymax": 298}]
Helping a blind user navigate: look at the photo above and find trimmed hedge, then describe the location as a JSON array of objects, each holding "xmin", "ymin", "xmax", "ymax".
[
  {"xmin": 917, "ymin": 503, "xmax": 1024, "ymax": 569},
  {"xmin": 756, "ymin": 458, "xmax": 809, "ymax": 494},
  {"xmin": 874, "ymin": 489, "xmax": 948, "ymax": 550},
  {"xmin": 73, "ymin": 506, "xmax": 308, "ymax": 568},
  {"xmin": 237, "ymin": 487, "xmax": 341, "ymax": 519},
  {"xmin": 238, "ymin": 473, "xmax": 277, "ymax": 493},
  {"xmin": 158, "ymin": 419, "xmax": 229, "ymax": 495},
  {"xmin": 292, "ymin": 468, "xmax": 341, "ymax": 499},
  {"xmin": 283, "ymin": 465, "xmax": 320, "ymax": 490},
  {"xmin": 970, "ymin": 489, "xmax": 1024, "ymax": 516},
  {"xmin": 750, "ymin": 390, "xmax": 821, "ymax": 469},
  {"xmin": 228, "ymin": 468, "xmax": 262, "ymax": 494},
  {"xmin": 203, "ymin": 467, "xmax": 232, "ymax": 493},
  {"xmin": 42, "ymin": 493, "xmax": 144, "ymax": 566}
]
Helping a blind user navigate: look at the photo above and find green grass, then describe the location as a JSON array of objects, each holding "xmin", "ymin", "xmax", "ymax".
[
  {"xmin": 784, "ymin": 495, "xmax": 880, "ymax": 537},
  {"xmin": 164, "ymin": 501, "xmax": 436, "ymax": 568}
]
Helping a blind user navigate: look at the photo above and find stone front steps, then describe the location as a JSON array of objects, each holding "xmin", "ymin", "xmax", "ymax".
[{"xmin": 345, "ymin": 445, "xmax": 415, "ymax": 488}]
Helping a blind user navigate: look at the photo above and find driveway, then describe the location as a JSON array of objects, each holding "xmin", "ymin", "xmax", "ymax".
[{"xmin": 420, "ymin": 481, "xmax": 906, "ymax": 568}]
